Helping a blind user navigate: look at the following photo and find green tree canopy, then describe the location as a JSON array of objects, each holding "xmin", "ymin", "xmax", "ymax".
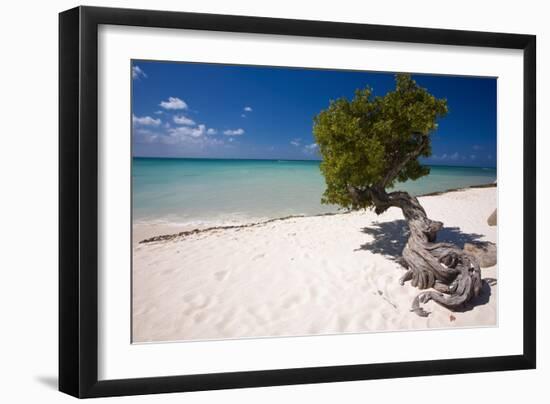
[{"xmin": 313, "ymin": 74, "xmax": 448, "ymax": 209}]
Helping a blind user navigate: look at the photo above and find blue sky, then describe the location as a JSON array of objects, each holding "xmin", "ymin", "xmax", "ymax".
[{"xmin": 132, "ymin": 61, "xmax": 496, "ymax": 167}]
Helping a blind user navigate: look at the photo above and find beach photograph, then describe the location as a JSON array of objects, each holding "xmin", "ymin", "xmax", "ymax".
[{"xmin": 131, "ymin": 61, "xmax": 497, "ymax": 343}]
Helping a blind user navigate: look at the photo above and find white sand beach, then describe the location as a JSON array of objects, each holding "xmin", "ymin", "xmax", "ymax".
[{"xmin": 132, "ymin": 186, "xmax": 497, "ymax": 343}]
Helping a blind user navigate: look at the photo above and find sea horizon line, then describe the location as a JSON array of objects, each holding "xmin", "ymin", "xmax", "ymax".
[{"xmin": 132, "ymin": 156, "xmax": 497, "ymax": 169}]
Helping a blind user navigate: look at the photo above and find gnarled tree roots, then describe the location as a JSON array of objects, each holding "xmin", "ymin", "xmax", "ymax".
[
  {"xmin": 400, "ymin": 234, "xmax": 483, "ymax": 317},
  {"xmin": 396, "ymin": 195, "xmax": 485, "ymax": 317},
  {"xmin": 350, "ymin": 185, "xmax": 490, "ymax": 317}
]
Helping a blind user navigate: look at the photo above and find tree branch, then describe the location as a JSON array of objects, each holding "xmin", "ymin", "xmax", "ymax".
[{"xmin": 380, "ymin": 134, "xmax": 428, "ymax": 188}]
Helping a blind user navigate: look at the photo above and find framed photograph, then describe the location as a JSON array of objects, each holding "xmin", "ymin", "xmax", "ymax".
[{"xmin": 59, "ymin": 6, "xmax": 536, "ymax": 398}]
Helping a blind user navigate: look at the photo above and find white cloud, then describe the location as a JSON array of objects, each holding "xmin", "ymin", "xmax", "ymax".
[
  {"xmin": 164, "ymin": 125, "xmax": 224, "ymax": 148},
  {"xmin": 154, "ymin": 110, "xmax": 163, "ymax": 115},
  {"xmin": 132, "ymin": 66, "xmax": 147, "ymax": 80},
  {"xmin": 134, "ymin": 123, "xmax": 226, "ymax": 151},
  {"xmin": 470, "ymin": 154, "xmax": 477, "ymax": 160},
  {"xmin": 132, "ymin": 114, "xmax": 161, "ymax": 126},
  {"xmin": 223, "ymin": 128, "xmax": 245, "ymax": 136},
  {"xmin": 133, "ymin": 128, "xmax": 158, "ymax": 143},
  {"xmin": 472, "ymin": 144, "xmax": 483, "ymax": 151},
  {"xmin": 206, "ymin": 128, "xmax": 218, "ymax": 135},
  {"xmin": 159, "ymin": 97, "xmax": 188, "ymax": 110},
  {"xmin": 168, "ymin": 124, "xmax": 206, "ymax": 139},
  {"xmin": 434, "ymin": 152, "xmax": 459, "ymax": 161},
  {"xmin": 290, "ymin": 138, "xmax": 301, "ymax": 147},
  {"xmin": 241, "ymin": 114, "xmax": 247, "ymax": 118},
  {"xmin": 173, "ymin": 115, "xmax": 196, "ymax": 126},
  {"xmin": 244, "ymin": 106, "xmax": 253, "ymax": 112},
  {"xmin": 303, "ymin": 143, "xmax": 318, "ymax": 154}
]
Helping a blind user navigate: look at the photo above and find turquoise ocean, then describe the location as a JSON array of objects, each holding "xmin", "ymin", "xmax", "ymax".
[{"xmin": 133, "ymin": 158, "xmax": 496, "ymax": 226}]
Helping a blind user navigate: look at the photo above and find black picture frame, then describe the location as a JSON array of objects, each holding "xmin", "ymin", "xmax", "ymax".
[{"xmin": 59, "ymin": 5, "xmax": 536, "ymax": 398}]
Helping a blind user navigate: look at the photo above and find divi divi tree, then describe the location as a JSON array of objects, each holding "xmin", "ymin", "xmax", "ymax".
[{"xmin": 313, "ymin": 74, "xmax": 484, "ymax": 316}]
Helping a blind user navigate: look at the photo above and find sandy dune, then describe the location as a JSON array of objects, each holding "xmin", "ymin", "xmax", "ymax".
[{"xmin": 132, "ymin": 187, "xmax": 497, "ymax": 343}]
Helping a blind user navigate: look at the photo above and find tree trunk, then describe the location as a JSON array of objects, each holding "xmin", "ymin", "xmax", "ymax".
[{"xmin": 356, "ymin": 186, "xmax": 484, "ymax": 316}]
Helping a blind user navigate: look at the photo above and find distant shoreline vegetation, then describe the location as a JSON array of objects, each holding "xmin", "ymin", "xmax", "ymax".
[{"xmin": 132, "ymin": 156, "xmax": 496, "ymax": 170}]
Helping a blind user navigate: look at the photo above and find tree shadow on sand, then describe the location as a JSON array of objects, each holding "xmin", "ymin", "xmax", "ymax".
[
  {"xmin": 356, "ymin": 219, "xmax": 486, "ymax": 259},
  {"xmin": 356, "ymin": 219, "xmax": 495, "ymax": 311}
]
